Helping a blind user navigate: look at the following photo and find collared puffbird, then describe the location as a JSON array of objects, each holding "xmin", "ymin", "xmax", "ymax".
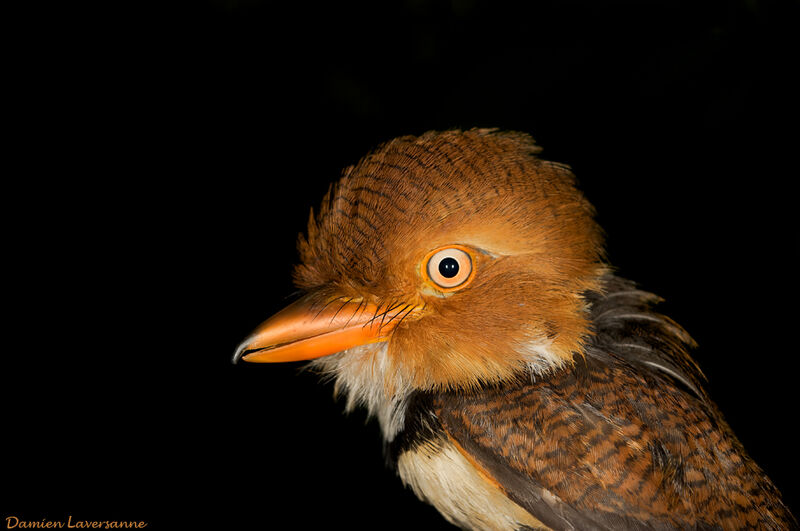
[{"xmin": 233, "ymin": 129, "xmax": 795, "ymax": 530}]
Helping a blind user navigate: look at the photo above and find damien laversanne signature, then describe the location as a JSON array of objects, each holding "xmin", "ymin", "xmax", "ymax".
[{"xmin": 4, "ymin": 516, "xmax": 147, "ymax": 529}]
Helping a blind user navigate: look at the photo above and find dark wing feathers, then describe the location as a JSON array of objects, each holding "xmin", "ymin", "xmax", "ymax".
[
  {"xmin": 428, "ymin": 275, "xmax": 796, "ymax": 530},
  {"xmin": 584, "ymin": 276, "xmax": 706, "ymax": 401}
]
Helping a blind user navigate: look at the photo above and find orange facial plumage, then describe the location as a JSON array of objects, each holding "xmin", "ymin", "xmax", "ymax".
[
  {"xmin": 288, "ymin": 129, "xmax": 606, "ymax": 391},
  {"xmin": 234, "ymin": 129, "xmax": 795, "ymax": 530}
]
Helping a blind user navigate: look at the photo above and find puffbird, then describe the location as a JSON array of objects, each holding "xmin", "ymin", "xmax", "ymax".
[{"xmin": 233, "ymin": 129, "xmax": 795, "ymax": 530}]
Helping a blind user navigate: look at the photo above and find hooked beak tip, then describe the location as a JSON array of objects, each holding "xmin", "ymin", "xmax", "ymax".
[{"xmin": 231, "ymin": 338, "xmax": 252, "ymax": 365}]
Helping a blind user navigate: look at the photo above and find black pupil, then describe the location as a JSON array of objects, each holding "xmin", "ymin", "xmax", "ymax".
[{"xmin": 438, "ymin": 257, "xmax": 460, "ymax": 278}]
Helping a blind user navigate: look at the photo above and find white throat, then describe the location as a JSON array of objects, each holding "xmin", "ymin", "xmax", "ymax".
[{"xmin": 307, "ymin": 342, "xmax": 412, "ymax": 442}]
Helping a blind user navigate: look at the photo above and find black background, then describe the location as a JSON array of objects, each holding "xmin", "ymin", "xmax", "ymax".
[{"xmin": 3, "ymin": 0, "xmax": 799, "ymax": 529}]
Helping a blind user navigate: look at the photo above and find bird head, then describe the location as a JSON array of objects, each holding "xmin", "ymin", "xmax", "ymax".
[{"xmin": 234, "ymin": 129, "xmax": 605, "ymax": 427}]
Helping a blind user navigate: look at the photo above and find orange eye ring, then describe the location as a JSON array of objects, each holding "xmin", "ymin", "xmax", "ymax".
[{"xmin": 421, "ymin": 245, "xmax": 477, "ymax": 292}]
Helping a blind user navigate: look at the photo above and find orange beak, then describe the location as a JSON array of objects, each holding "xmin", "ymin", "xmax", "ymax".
[{"xmin": 232, "ymin": 295, "xmax": 421, "ymax": 363}]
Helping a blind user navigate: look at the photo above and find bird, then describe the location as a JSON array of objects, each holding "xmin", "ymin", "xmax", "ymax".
[{"xmin": 232, "ymin": 128, "xmax": 796, "ymax": 530}]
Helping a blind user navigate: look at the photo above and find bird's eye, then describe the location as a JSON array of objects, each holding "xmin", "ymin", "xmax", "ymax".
[{"xmin": 424, "ymin": 246, "xmax": 475, "ymax": 291}]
